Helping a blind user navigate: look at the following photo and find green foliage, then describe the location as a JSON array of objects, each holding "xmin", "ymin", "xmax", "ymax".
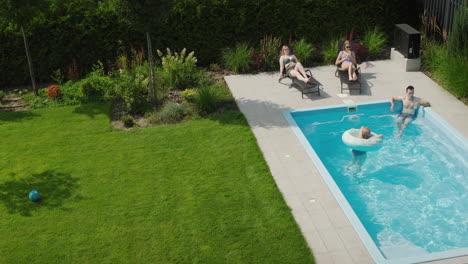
[
  {"xmin": 114, "ymin": 69, "xmax": 148, "ymax": 114},
  {"xmin": 293, "ymin": 38, "xmax": 314, "ymax": 66},
  {"xmin": 361, "ymin": 27, "xmax": 387, "ymax": 59},
  {"xmin": 74, "ymin": 62, "xmax": 115, "ymax": 99},
  {"xmin": 121, "ymin": 115, "xmax": 134, "ymax": 127},
  {"xmin": 448, "ymin": 3, "xmax": 468, "ymax": 58},
  {"xmin": 195, "ymin": 83, "xmax": 223, "ymax": 115},
  {"xmin": 155, "ymin": 48, "xmax": 200, "ymax": 91},
  {"xmin": 0, "ymin": 0, "xmax": 413, "ymax": 87},
  {"xmin": 222, "ymin": 43, "xmax": 252, "ymax": 73},
  {"xmin": 209, "ymin": 63, "xmax": 222, "ymax": 72},
  {"xmin": 22, "ymin": 80, "xmax": 88, "ymax": 109},
  {"xmin": 79, "ymin": 81, "xmax": 96, "ymax": 97},
  {"xmin": 322, "ymin": 39, "xmax": 339, "ymax": 65},
  {"xmin": 59, "ymin": 80, "xmax": 86, "ymax": 103},
  {"xmin": 157, "ymin": 102, "xmax": 186, "ymax": 124},
  {"xmin": 0, "ymin": 90, "xmax": 5, "ymax": 100},
  {"xmin": 260, "ymin": 35, "xmax": 282, "ymax": 71},
  {"xmin": 81, "ymin": 75, "xmax": 115, "ymax": 99},
  {"xmin": 50, "ymin": 69, "xmax": 65, "ymax": 85},
  {"xmin": 181, "ymin": 88, "xmax": 197, "ymax": 102},
  {"xmin": 422, "ymin": 40, "xmax": 468, "ymax": 100}
]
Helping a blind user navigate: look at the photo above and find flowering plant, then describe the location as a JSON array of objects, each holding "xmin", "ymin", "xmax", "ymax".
[{"xmin": 45, "ymin": 85, "xmax": 61, "ymax": 99}]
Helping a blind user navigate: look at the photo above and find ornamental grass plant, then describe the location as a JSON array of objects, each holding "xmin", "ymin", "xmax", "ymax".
[
  {"xmin": 361, "ymin": 27, "xmax": 387, "ymax": 59},
  {"xmin": 222, "ymin": 42, "xmax": 252, "ymax": 73},
  {"xmin": 322, "ymin": 39, "xmax": 339, "ymax": 64}
]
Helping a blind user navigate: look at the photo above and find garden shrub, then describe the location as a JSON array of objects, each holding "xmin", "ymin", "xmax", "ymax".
[
  {"xmin": 293, "ymin": 38, "xmax": 314, "ymax": 66},
  {"xmin": 22, "ymin": 82, "xmax": 84, "ymax": 109},
  {"xmin": 50, "ymin": 69, "xmax": 65, "ymax": 85},
  {"xmin": 121, "ymin": 115, "xmax": 134, "ymax": 128},
  {"xmin": 157, "ymin": 102, "xmax": 186, "ymax": 124},
  {"xmin": 79, "ymin": 80, "xmax": 96, "ymax": 97},
  {"xmin": 60, "ymin": 80, "xmax": 86, "ymax": 103},
  {"xmin": 209, "ymin": 63, "xmax": 222, "ymax": 72},
  {"xmin": 114, "ymin": 70, "xmax": 148, "ymax": 114},
  {"xmin": 81, "ymin": 75, "xmax": 115, "ymax": 99},
  {"xmin": 0, "ymin": 90, "xmax": 5, "ymax": 100},
  {"xmin": 195, "ymin": 84, "xmax": 222, "ymax": 115},
  {"xmin": 45, "ymin": 85, "xmax": 61, "ymax": 99},
  {"xmin": 361, "ymin": 27, "xmax": 387, "ymax": 59},
  {"xmin": 222, "ymin": 42, "xmax": 252, "ymax": 73},
  {"xmin": 155, "ymin": 48, "xmax": 200, "ymax": 91},
  {"xmin": 322, "ymin": 39, "xmax": 339, "ymax": 64},
  {"xmin": 146, "ymin": 112, "xmax": 159, "ymax": 125},
  {"xmin": 181, "ymin": 88, "xmax": 197, "ymax": 102}
]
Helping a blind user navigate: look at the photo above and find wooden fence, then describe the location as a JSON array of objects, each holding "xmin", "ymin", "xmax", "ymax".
[{"xmin": 424, "ymin": 0, "xmax": 464, "ymax": 34}]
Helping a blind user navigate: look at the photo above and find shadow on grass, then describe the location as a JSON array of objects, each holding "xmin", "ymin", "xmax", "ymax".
[
  {"xmin": 73, "ymin": 102, "xmax": 112, "ymax": 119},
  {"xmin": 0, "ymin": 170, "xmax": 82, "ymax": 216},
  {"xmin": 0, "ymin": 111, "xmax": 39, "ymax": 123}
]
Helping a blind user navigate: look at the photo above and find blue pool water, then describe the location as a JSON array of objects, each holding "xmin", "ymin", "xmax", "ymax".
[{"xmin": 285, "ymin": 101, "xmax": 468, "ymax": 264}]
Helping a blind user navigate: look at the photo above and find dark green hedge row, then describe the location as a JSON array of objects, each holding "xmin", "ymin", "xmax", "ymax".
[{"xmin": 0, "ymin": 0, "xmax": 421, "ymax": 87}]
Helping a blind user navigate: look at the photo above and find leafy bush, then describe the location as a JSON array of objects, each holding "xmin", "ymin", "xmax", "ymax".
[
  {"xmin": 361, "ymin": 27, "xmax": 387, "ymax": 59},
  {"xmin": 195, "ymin": 84, "xmax": 222, "ymax": 114},
  {"xmin": 322, "ymin": 39, "xmax": 339, "ymax": 64},
  {"xmin": 79, "ymin": 75, "xmax": 115, "ymax": 99},
  {"xmin": 45, "ymin": 85, "xmax": 61, "ymax": 99},
  {"xmin": 222, "ymin": 43, "xmax": 252, "ymax": 73},
  {"xmin": 293, "ymin": 38, "xmax": 314, "ymax": 66},
  {"xmin": 122, "ymin": 115, "xmax": 135, "ymax": 128},
  {"xmin": 60, "ymin": 80, "xmax": 86, "ymax": 103},
  {"xmin": 181, "ymin": 88, "xmax": 197, "ymax": 102},
  {"xmin": 155, "ymin": 48, "xmax": 200, "ymax": 91},
  {"xmin": 50, "ymin": 69, "xmax": 65, "ymax": 85},
  {"xmin": 157, "ymin": 102, "xmax": 186, "ymax": 124},
  {"xmin": 146, "ymin": 112, "xmax": 159, "ymax": 125},
  {"xmin": 0, "ymin": 90, "xmax": 5, "ymax": 100},
  {"xmin": 114, "ymin": 70, "xmax": 148, "ymax": 114},
  {"xmin": 209, "ymin": 63, "xmax": 222, "ymax": 72},
  {"xmin": 79, "ymin": 80, "xmax": 96, "ymax": 97}
]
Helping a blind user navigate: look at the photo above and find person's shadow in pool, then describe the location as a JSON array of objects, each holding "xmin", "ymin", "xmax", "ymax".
[{"xmin": 365, "ymin": 163, "xmax": 423, "ymax": 189}]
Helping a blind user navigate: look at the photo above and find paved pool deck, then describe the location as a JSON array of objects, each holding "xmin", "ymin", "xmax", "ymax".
[{"xmin": 224, "ymin": 60, "xmax": 468, "ymax": 264}]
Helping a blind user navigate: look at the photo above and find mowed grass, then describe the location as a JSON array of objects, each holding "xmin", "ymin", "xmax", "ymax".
[{"xmin": 0, "ymin": 103, "xmax": 314, "ymax": 264}]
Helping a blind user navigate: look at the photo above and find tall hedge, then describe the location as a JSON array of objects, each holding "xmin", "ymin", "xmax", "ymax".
[{"xmin": 0, "ymin": 0, "xmax": 418, "ymax": 87}]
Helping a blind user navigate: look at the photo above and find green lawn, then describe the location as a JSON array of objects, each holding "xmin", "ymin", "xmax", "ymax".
[{"xmin": 0, "ymin": 103, "xmax": 314, "ymax": 264}]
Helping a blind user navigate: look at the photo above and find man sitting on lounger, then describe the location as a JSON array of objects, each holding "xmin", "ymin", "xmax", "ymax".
[{"xmin": 390, "ymin": 86, "xmax": 431, "ymax": 137}]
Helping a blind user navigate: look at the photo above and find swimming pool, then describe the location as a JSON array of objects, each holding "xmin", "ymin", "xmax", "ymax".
[{"xmin": 283, "ymin": 100, "xmax": 468, "ymax": 264}]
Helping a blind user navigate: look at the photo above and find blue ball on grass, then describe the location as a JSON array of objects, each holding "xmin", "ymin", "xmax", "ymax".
[{"xmin": 29, "ymin": 190, "xmax": 40, "ymax": 202}]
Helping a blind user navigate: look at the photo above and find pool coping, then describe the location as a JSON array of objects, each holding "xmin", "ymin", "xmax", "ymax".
[{"xmin": 283, "ymin": 99, "xmax": 468, "ymax": 264}]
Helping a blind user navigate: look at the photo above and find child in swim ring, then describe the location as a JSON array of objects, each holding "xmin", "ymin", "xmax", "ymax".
[{"xmin": 345, "ymin": 126, "xmax": 383, "ymax": 172}]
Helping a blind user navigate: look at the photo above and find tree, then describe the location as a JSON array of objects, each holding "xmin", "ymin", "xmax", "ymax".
[{"xmin": 0, "ymin": 0, "xmax": 47, "ymax": 95}]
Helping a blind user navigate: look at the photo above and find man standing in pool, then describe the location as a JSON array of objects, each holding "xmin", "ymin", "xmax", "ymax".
[
  {"xmin": 390, "ymin": 86, "xmax": 431, "ymax": 137},
  {"xmin": 345, "ymin": 126, "xmax": 383, "ymax": 172}
]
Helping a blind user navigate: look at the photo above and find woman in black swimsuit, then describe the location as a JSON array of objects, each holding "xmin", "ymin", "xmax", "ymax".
[{"xmin": 279, "ymin": 45, "xmax": 310, "ymax": 83}]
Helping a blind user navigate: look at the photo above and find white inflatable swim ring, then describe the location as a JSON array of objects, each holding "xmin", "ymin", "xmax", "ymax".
[{"xmin": 342, "ymin": 128, "xmax": 383, "ymax": 152}]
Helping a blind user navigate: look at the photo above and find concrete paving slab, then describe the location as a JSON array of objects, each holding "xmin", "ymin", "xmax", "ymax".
[{"xmin": 225, "ymin": 59, "xmax": 468, "ymax": 264}]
